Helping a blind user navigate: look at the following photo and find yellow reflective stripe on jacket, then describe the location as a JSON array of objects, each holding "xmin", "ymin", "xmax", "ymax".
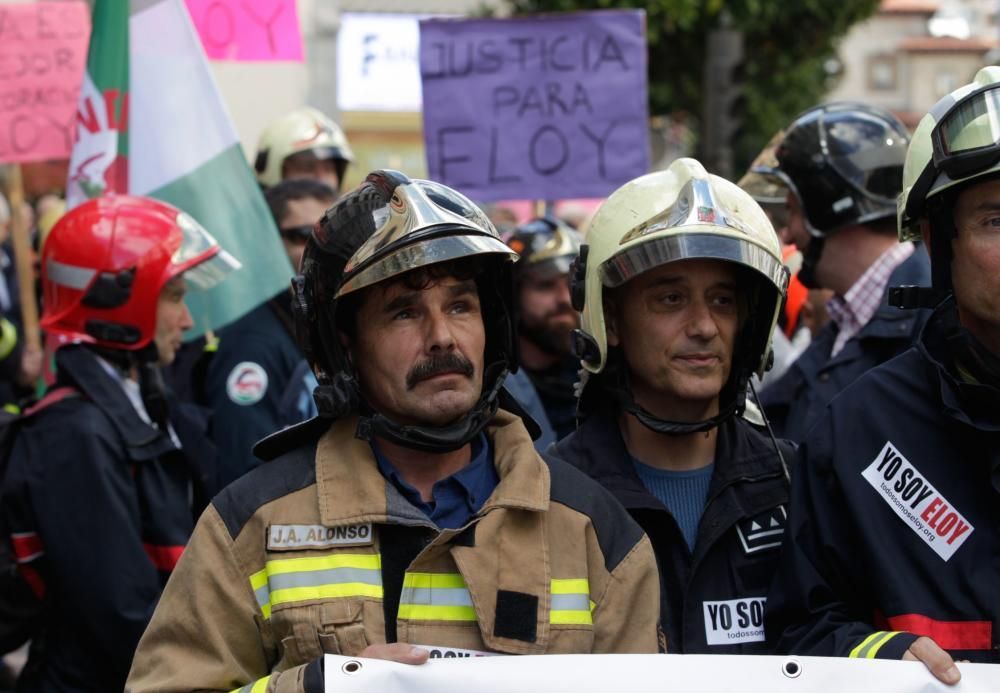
[
  {"xmin": 849, "ymin": 631, "xmax": 901, "ymax": 658},
  {"xmin": 0, "ymin": 318, "xmax": 17, "ymax": 361},
  {"xmin": 231, "ymin": 674, "xmax": 270, "ymax": 693},
  {"xmin": 399, "ymin": 572, "xmax": 476, "ymax": 621},
  {"xmin": 398, "ymin": 574, "xmax": 594, "ymax": 625},
  {"xmin": 550, "ymin": 578, "xmax": 594, "ymax": 625},
  {"xmin": 249, "ymin": 554, "xmax": 382, "ymax": 620}
]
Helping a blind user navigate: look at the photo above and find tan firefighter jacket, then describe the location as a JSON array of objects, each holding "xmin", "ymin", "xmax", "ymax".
[{"xmin": 126, "ymin": 410, "xmax": 662, "ymax": 692}]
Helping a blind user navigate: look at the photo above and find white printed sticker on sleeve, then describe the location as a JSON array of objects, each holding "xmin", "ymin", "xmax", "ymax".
[
  {"xmin": 861, "ymin": 441, "xmax": 973, "ymax": 562},
  {"xmin": 703, "ymin": 597, "xmax": 766, "ymax": 645}
]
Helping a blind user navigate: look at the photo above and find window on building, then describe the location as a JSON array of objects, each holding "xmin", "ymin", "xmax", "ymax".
[{"xmin": 868, "ymin": 54, "xmax": 897, "ymax": 91}]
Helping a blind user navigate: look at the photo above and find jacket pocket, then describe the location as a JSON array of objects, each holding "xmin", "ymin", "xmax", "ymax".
[{"xmin": 318, "ymin": 599, "xmax": 370, "ymax": 656}]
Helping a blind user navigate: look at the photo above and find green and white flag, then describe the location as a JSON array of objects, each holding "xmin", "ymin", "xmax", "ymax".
[{"xmin": 67, "ymin": 0, "xmax": 292, "ymax": 339}]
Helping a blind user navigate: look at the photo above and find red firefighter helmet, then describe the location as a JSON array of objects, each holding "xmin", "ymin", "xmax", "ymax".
[{"xmin": 41, "ymin": 195, "xmax": 239, "ymax": 351}]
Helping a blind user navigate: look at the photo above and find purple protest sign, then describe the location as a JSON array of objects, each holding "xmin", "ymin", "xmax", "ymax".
[{"xmin": 419, "ymin": 11, "xmax": 648, "ymax": 202}]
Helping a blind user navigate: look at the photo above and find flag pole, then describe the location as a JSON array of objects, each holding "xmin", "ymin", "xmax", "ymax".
[{"xmin": 4, "ymin": 165, "xmax": 41, "ymax": 352}]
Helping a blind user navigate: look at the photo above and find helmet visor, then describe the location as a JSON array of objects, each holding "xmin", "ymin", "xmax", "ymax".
[
  {"xmin": 932, "ymin": 83, "xmax": 1000, "ymax": 180},
  {"xmin": 171, "ymin": 212, "xmax": 242, "ymax": 290},
  {"xmin": 338, "ymin": 233, "xmax": 517, "ymax": 297},
  {"xmin": 602, "ymin": 232, "xmax": 788, "ymax": 296}
]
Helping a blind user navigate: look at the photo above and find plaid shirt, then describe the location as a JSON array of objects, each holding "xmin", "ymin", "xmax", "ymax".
[{"xmin": 827, "ymin": 242, "xmax": 915, "ymax": 357}]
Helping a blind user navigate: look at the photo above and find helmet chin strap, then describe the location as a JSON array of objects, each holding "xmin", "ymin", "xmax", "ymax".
[
  {"xmin": 355, "ymin": 362, "xmax": 508, "ymax": 454},
  {"xmin": 133, "ymin": 342, "xmax": 170, "ymax": 430},
  {"xmin": 607, "ymin": 359, "xmax": 746, "ymax": 436},
  {"xmin": 314, "ymin": 361, "xmax": 509, "ymax": 454},
  {"xmin": 796, "ymin": 234, "xmax": 826, "ymax": 290}
]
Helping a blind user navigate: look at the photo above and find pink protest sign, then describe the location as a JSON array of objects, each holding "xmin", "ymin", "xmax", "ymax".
[
  {"xmin": 0, "ymin": 1, "xmax": 91, "ymax": 164},
  {"xmin": 185, "ymin": 0, "xmax": 303, "ymax": 62}
]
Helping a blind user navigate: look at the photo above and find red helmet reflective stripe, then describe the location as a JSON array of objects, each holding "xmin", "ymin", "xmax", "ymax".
[{"xmin": 41, "ymin": 195, "xmax": 227, "ymax": 351}]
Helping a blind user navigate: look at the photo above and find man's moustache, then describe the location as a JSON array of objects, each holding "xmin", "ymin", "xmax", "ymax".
[{"xmin": 406, "ymin": 353, "xmax": 475, "ymax": 389}]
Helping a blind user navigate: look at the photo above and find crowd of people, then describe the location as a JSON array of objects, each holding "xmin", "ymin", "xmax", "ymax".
[{"xmin": 0, "ymin": 63, "xmax": 998, "ymax": 693}]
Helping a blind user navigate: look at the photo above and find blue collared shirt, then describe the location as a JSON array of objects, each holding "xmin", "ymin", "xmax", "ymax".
[{"xmin": 372, "ymin": 433, "xmax": 499, "ymax": 530}]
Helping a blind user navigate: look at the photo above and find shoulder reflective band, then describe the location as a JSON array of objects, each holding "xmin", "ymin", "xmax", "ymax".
[
  {"xmin": 0, "ymin": 318, "xmax": 17, "ymax": 360},
  {"xmin": 249, "ymin": 553, "xmax": 382, "ymax": 620},
  {"xmin": 849, "ymin": 631, "xmax": 902, "ymax": 658},
  {"xmin": 231, "ymin": 674, "xmax": 271, "ymax": 693},
  {"xmin": 398, "ymin": 574, "xmax": 595, "ymax": 625}
]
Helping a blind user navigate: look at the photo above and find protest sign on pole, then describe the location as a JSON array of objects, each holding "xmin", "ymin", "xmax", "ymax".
[
  {"xmin": 419, "ymin": 11, "xmax": 649, "ymax": 202},
  {"xmin": 0, "ymin": 1, "xmax": 91, "ymax": 163},
  {"xmin": 323, "ymin": 653, "xmax": 1000, "ymax": 693},
  {"xmin": 184, "ymin": 0, "xmax": 303, "ymax": 62},
  {"xmin": 2, "ymin": 167, "xmax": 40, "ymax": 353}
]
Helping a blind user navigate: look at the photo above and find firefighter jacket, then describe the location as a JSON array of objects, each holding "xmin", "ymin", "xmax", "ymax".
[
  {"xmin": 1, "ymin": 345, "xmax": 217, "ymax": 692},
  {"xmin": 759, "ymin": 250, "xmax": 931, "ymax": 441},
  {"xmin": 206, "ymin": 292, "xmax": 317, "ymax": 487},
  {"xmin": 126, "ymin": 409, "xmax": 662, "ymax": 693},
  {"xmin": 766, "ymin": 300, "xmax": 1000, "ymax": 662},
  {"xmin": 546, "ymin": 410, "xmax": 793, "ymax": 654}
]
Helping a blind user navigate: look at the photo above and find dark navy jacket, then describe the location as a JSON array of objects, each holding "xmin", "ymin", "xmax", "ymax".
[
  {"xmin": 767, "ymin": 301, "xmax": 1000, "ymax": 662},
  {"xmin": 759, "ymin": 250, "xmax": 931, "ymax": 441},
  {"xmin": 1, "ymin": 346, "xmax": 216, "ymax": 692},
  {"xmin": 205, "ymin": 293, "xmax": 317, "ymax": 487},
  {"xmin": 547, "ymin": 411, "xmax": 793, "ymax": 653}
]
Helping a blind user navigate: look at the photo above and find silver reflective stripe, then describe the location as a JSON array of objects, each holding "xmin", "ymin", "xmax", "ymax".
[
  {"xmin": 253, "ymin": 584, "xmax": 269, "ymax": 611},
  {"xmin": 551, "ymin": 593, "xmax": 590, "ymax": 612},
  {"xmin": 401, "ymin": 586, "xmax": 474, "ymax": 607},
  {"xmin": 269, "ymin": 567, "xmax": 382, "ymax": 591},
  {"xmin": 46, "ymin": 259, "xmax": 95, "ymax": 290}
]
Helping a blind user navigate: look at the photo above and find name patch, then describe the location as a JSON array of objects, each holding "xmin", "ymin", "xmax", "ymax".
[
  {"xmin": 267, "ymin": 524, "xmax": 373, "ymax": 551},
  {"xmin": 703, "ymin": 597, "xmax": 766, "ymax": 645},
  {"xmin": 861, "ymin": 441, "xmax": 973, "ymax": 562}
]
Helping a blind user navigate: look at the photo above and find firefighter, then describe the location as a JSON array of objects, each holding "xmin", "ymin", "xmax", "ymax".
[
  {"xmin": 547, "ymin": 158, "xmax": 794, "ymax": 653},
  {"xmin": 205, "ymin": 179, "xmax": 336, "ymax": 485},
  {"xmin": 506, "ymin": 218, "xmax": 583, "ymax": 439},
  {"xmin": 126, "ymin": 171, "xmax": 661, "ymax": 692},
  {"xmin": 766, "ymin": 66, "xmax": 1000, "ymax": 684},
  {"xmin": 254, "ymin": 107, "xmax": 354, "ymax": 192},
  {"xmin": 2, "ymin": 195, "xmax": 237, "ymax": 691},
  {"xmin": 756, "ymin": 103, "xmax": 930, "ymax": 441}
]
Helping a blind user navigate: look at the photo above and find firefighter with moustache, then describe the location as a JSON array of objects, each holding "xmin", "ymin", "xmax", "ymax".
[
  {"xmin": 756, "ymin": 104, "xmax": 931, "ymax": 441},
  {"xmin": 506, "ymin": 217, "xmax": 584, "ymax": 440},
  {"xmin": 126, "ymin": 170, "xmax": 662, "ymax": 692},
  {"xmin": 2, "ymin": 196, "xmax": 238, "ymax": 692},
  {"xmin": 766, "ymin": 66, "xmax": 1000, "ymax": 684},
  {"xmin": 546, "ymin": 158, "xmax": 795, "ymax": 654}
]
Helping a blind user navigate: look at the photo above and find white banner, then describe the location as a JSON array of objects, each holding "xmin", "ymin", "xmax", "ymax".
[{"xmin": 324, "ymin": 653, "xmax": 1000, "ymax": 692}]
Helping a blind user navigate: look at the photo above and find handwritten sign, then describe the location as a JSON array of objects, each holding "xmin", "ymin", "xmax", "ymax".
[
  {"xmin": 419, "ymin": 11, "xmax": 648, "ymax": 202},
  {"xmin": 337, "ymin": 13, "xmax": 425, "ymax": 112},
  {"xmin": 184, "ymin": 0, "xmax": 303, "ymax": 62},
  {"xmin": 0, "ymin": 2, "xmax": 90, "ymax": 163}
]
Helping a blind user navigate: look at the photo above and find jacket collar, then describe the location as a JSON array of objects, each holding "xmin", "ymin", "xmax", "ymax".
[
  {"xmin": 554, "ymin": 410, "xmax": 784, "ymax": 512},
  {"xmin": 55, "ymin": 346, "xmax": 177, "ymax": 462},
  {"xmin": 316, "ymin": 409, "xmax": 549, "ymax": 527},
  {"xmin": 919, "ymin": 300, "xmax": 1000, "ymax": 433}
]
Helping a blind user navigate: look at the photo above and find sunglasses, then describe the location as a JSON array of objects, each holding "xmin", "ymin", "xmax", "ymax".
[{"xmin": 279, "ymin": 225, "xmax": 313, "ymax": 243}]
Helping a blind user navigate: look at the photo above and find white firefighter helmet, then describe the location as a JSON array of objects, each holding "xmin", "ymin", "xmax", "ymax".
[{"xmin": 254, "ymin": 107, "xmax": 355, "ymax": 189}]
